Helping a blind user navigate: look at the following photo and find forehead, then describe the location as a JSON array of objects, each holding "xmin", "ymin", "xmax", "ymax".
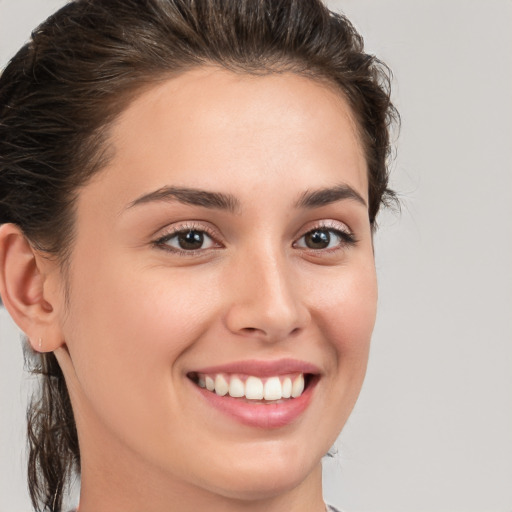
[{"xmin": 86, "ymin": 67, "xmax": 368, "ymax": 211}]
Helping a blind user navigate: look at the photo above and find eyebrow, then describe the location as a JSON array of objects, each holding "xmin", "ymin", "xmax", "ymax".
[
  {"xmin": 295, "ymin": 184, "xmax": 367, "ymax": 209},
  {"xmin": 127, "ymin": 182, "xmax": 367, "ymax": 213},
  {"xmin": 127, "ymin": 186, "xmax": 241, "ymax": 213}
]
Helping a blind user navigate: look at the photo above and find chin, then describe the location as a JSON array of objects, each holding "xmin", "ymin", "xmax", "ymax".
[
  {"xmin": 206, "ymin": 469, "xmax": 312, "ymax": 502},
  {"xmin": 194, "ymin": 440, "xmax": 322, "ymax": 501}
]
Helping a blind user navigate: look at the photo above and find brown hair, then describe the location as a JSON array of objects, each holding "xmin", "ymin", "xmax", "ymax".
[{"xmin": 0, "ymin": 0, "xmax": 398, "ymax": 510}]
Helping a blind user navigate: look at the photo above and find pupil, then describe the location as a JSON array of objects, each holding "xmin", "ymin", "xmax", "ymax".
[
  {"xmin": 306, "ymin": 230, "xmax": 330, "ymax": 249},
  {"xmin": 178, "ymin": 230, "xmax": 204, "ymax": 250}
]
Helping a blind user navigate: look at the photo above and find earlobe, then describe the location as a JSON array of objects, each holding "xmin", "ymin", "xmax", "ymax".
[{"xmin": 0, "ymin": 223, "xmax": 64, "ymax": 352}]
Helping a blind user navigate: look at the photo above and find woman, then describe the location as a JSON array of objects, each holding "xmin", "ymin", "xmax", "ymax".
[{"xmin": 0, "ymin": 0, "xmax": 397, "ymax": 511}]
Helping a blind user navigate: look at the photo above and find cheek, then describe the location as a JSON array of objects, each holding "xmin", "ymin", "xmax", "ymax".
[
  {"xmin": 312, "ymin": 259, "xmax": 377, "ymax": 364},
  {"xmin": 69, "ymin": 246, "xmax": 218, "ymax": 338},
  {"xmin": 61, "ymin": 255, "xmax": 221, "ymax": 413},
  {"xmin": 60, "ymin": 261, "xmax": 229, "ymax": 463},
  {"xmin": 317, "ymin": 260, "xmax": 377, "ymax": 426}
]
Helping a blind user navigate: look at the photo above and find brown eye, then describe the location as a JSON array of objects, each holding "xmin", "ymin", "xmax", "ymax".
[
  {"xmin": 295, "ymin": 227, "xmax": 355, "ymax": 251},
  {"xmin": 159, "ymin": 229, "xmax": 216, "ymax": 252},
  {"xmin": 304, "ymin": 230, "xmax": 331, "ymax": 249},
  {"xmin": 177, "ymin": 230, "xmax": 204, "ymax": 250}
]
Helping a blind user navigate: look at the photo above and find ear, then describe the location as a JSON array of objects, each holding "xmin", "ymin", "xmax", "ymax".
[{"xmin": 0, "ymin": 223, "xmax": 65, "ymax": 352}]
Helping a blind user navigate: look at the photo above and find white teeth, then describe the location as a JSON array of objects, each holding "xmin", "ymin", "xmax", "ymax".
[
  {"xmin": 282, "ymin": 377, "xmax": 292, "ymax": 398},
  {"xmin": 196, "ymin": 372, "xmax": 308, "ymax": 400},
  {"xmin": 264, "ymin": 376, "xmax": 282, "ymax": 400},
  {"xmin": 215, "ymin": 374, "xmax": 229, "ymax": 396},
  {"xmin": 245, "ymin": 376, "xmax": 264, "ymax": 399},
  {"xmin": 229, "ymin": 376, "xmax": 245, "ymax": 398},
  {"xmin": 205, "ymin": 376, "xmax": 215, "ymax": 391},
  {"xmin": 291, "ymin": 374, "xmax": 305, "ymax": 398}
]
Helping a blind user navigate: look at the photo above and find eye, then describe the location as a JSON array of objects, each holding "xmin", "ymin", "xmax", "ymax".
[
  {"xmin": 155, "ymin": 228, "xmax": 218, "ymax": 252},
  {"xmin": 295, "ymin": 227, "xmax": 355, "ymax": 251}
]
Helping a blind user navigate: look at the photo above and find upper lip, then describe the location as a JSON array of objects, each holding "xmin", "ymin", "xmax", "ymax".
[{"xmin": 190, "ymin": 358, "xmax": 321, "ymax": 377}]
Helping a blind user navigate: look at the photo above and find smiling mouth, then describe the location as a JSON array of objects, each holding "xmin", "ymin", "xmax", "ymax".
[{"xmin": 187, "ymin": 372, "xmax": 317, "ymax": 403}]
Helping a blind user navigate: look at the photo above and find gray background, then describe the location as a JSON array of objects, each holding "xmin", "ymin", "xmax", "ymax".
[{"xmin": 1, "ymin": 1, "xmax": 511, "ymax": 511}]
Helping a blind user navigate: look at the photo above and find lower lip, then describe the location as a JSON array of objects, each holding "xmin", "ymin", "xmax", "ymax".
[{"xmin": 190, "ymin": 377, "xmax": 317, "ymax": 429}]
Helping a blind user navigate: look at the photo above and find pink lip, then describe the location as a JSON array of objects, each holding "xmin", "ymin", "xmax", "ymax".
[
  {"xmin": 192, "ymin": 381, "xmax": 317, "ymax": 429},
  {"xmin": 190, "ymin": 358, "xmax": 321, "ymax": 377},
  {"xmin": 187, "ymin": 359, "xmax": 320, "ymax": 429}
]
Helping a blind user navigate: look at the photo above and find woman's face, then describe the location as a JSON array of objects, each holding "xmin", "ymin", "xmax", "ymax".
[{"xmin": 53, "ymin": 68, "xmax": 377, "ymax": 503}]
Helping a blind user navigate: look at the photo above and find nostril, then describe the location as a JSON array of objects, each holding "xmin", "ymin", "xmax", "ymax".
[{"xmin": 238, "ymin": 325, "xmax": 303, "ymax": 339}]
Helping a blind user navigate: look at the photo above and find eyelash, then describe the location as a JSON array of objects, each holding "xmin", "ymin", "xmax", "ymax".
[
  {"xmin": 153, "ymin": 221, "xmax": 357, "ymax": 256},
  {"xmin": 293, "ymin": 223, "xmax": 357, "ymax": 253},
  {"xmin": 153, "ymin": 222, "xmax": 221, "ymax": 256}
]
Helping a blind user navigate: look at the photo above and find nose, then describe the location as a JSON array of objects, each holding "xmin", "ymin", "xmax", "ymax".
[{"xmin": 224, "ymin": 249, "xmax": 310, "ymax": 342}]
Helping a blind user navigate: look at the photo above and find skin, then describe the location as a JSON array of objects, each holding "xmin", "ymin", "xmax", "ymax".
[{"xmin": 0, "ymin": 68, "xmax": 377, "ymax": 512}]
